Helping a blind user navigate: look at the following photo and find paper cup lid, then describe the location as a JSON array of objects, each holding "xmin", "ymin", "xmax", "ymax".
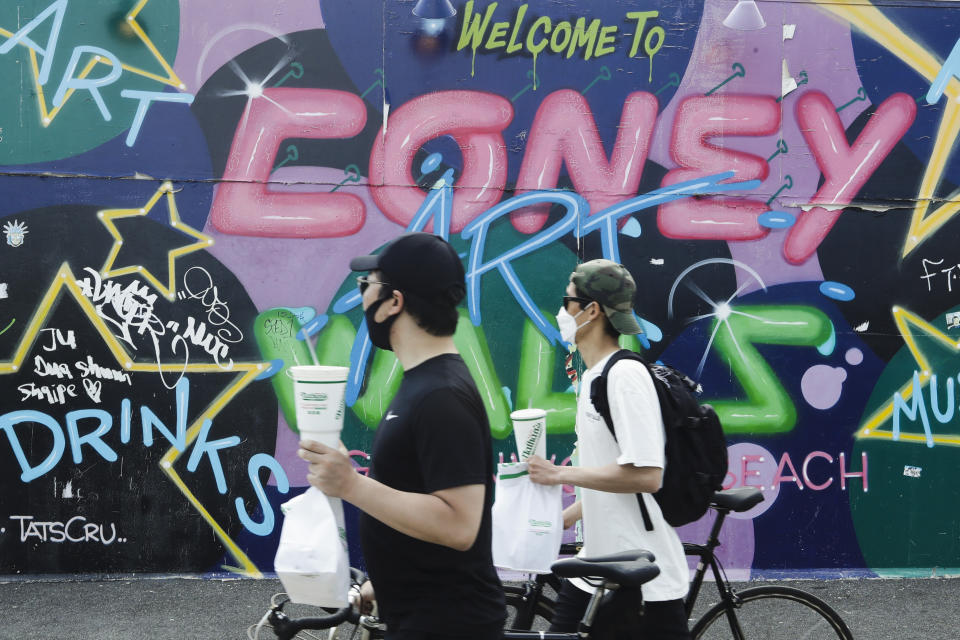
[
  {"xmin": 289, "ymin": 365, "xmax": 349, "ymax": 382},
  {"xmin": 510, "ymin": 408, "xmax": 546, "ymax": 421}
]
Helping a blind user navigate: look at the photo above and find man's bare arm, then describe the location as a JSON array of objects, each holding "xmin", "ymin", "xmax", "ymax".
[
  {"xmin": 299, "ymin": 441, "xmax": 486, "ymax": 551},
  {"xmin": 345, "ymin": 476, "xmax": 484, "ymax": 551},
  {"xmin": 562, "ymin": 500, "xmax": 582, "ymax": 529},
  {"xmin": 527, "ymin": 455, "xmax": 661, "ymax": 493}
]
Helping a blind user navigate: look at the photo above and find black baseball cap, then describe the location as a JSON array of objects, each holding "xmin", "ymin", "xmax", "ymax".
[{"xmin": 349, "ymin": 232, "xmax": 466, "ymax": 302}]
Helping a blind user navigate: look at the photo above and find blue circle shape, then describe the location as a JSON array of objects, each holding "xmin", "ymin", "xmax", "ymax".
[
  {"xmin": 758, "ymin": 211, "xmax": 796, "ymax": 229},
  {"xmin": 819, "ymin": 281, "xmax": 856, "ymax": 301},
  {"xmin": 420, "ymin": 152, "xmax": 443, "ymax": 175}
]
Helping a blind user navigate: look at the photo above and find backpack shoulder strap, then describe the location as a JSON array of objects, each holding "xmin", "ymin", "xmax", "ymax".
[
  {"xmin": 588, "ymin": 349, "xmax": 655, "ymax": 532},
  {"xmin": 589, "ymin": 349, "xmax": 647, "ymax": 437}
]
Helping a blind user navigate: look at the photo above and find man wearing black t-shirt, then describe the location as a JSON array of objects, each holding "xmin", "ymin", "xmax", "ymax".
[{"xmin": 298, "ymin": 232, "xmax": 505, "ymax": 640}]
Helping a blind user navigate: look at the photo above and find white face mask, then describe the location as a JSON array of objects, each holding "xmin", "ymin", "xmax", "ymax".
[{"xmin": 556, "ymin": 305, "xmax": 592, "ymax": 348}]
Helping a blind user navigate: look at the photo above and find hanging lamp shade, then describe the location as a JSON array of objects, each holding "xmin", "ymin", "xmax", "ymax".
[
  {"xmin": 413, "ymin": 0, "xmax": 457, "ymax": 20},
  {"xmin": 722, "ymin": 0, "xmax": 766, "ymax": 31}
]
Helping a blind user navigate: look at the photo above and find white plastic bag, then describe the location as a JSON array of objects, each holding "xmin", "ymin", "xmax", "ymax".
[
  {"xmin": 492, "ymin": 462, "xmax": 563, "ymax": 573},
  {"xmin": 274, "ymin": 487, "xmax": 350, "ymax": 607}
]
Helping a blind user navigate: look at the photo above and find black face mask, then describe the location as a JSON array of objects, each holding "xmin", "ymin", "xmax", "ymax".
[{"xmin": 364, "ymin": 295, "xmax": 398, "ymax": 351}]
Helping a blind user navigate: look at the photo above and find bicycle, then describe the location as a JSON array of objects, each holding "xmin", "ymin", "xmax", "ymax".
[
  {"xmin": 251, "ymin": 553, "xmax": 660, "ymax": 640},
  {"xmin": 502, "ymin": 542, "xmax": 579, "ymax": 629},
  {"xmin": 505, "ymin": 487, "xmax": 854, "ymax": 639},
  {"xmin": 251, "ymin": 488, "xmax": 853, "ymax": 640}
]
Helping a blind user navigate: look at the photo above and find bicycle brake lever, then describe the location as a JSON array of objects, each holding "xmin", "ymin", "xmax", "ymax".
[{"xmin": 359, "ymin": 615, "xmax": 387, "ymax": 632}]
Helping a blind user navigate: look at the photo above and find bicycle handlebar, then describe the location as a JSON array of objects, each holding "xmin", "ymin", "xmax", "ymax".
[
  {"xmin": 269, "ymin": 603, "xmax": 359, "ymax": 640},
  {"xmin": 264, "ymin": 567, "xmax": 369, "ymax": 640}
]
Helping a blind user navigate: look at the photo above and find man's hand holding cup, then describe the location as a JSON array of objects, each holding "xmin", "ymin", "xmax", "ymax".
[{"xmin": 299, "ymin": 440, "xmax": 357, "ymax": 498}]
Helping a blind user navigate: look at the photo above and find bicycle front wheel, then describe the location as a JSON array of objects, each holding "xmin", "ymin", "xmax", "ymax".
[{"xmin": 691, "ymin": 585, "xmax": 853, "ymax": 640}]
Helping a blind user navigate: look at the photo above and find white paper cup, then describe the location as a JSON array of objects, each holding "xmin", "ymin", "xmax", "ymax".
[
  {"xmin": 290, "ymin": 365, "xmax": 349, "ymax": 447},
  {"xmin": 511, "ymin": 408, "xmax": 546, "ymax": 461}
]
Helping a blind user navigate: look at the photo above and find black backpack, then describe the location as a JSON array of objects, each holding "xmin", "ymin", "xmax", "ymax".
[{"xmin": 589, "ymin": 349, "xmax": 728, "ymax": 531}]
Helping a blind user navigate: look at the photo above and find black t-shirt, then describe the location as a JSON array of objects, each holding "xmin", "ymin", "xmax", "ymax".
[{"xmin": 359, "ymin": 354, "xmax": 505, "ymax": 633}]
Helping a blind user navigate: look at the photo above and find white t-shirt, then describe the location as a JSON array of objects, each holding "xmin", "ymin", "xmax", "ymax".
[{"xmin": 572, "ymin": 352, "xmax": 688, "ymax": 602}]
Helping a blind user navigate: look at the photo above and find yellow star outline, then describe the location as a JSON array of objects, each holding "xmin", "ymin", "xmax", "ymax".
[
  {"xmin": 0, "ymin": 0, "xmax": 186, "ymax": 126},
  {"xmin": 857, "ymin": 306, "xmax": 960, "ymax": 447},
  {"xmin": 0, "ymin": 263, "xmax": 270, "ymax": 576},
  {"xmin": 818, "ymin": 1, "xmax": 960, "ymax": 258},
  {"xmin": 99, "ymin": 181, "xmax": 213, "ymax": 301}
]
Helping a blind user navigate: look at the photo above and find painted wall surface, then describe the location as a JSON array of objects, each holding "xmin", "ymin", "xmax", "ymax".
[{"xmin": 0, "ymin": 0, "xmax": 958, "ymax": 579}]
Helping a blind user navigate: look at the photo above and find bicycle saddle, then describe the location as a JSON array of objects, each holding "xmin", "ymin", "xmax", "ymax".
[
  {"xmin": 576, "ymin": 549, "xmax": 655, "ymax": 564},
  {"xmin": 550, "ymin": 557, "xmax": 660, "ymax": 588},
  {"xmin": 711, "ymin": 487, "xmax": 763, "ymax": 512}
]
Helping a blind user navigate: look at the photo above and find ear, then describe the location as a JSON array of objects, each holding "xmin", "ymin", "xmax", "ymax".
[
  {"xmin": 586, "ymin": 300, "xmax": 603, "ymax": 321},
  {"xmin": 385, "ymin": 289, "xmax": 405, "ymax": 317}
]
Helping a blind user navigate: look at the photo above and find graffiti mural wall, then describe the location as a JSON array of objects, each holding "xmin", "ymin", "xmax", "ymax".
[{"xmin": 1, "ymin": 0, "xmax": 958, "ymax": 579}]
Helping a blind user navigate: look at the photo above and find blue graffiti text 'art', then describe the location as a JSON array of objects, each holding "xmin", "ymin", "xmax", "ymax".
[
  {"xmin": 333, "ymin": 170, "xmax": 761, "ymax": 405},
  {"xmin": 462, "ymin": 190, "xmax": 588, "ymax": 344},
  {"xmin": 121, "ymin": 90, "xmax": 196, "ymax": 146},
  {"xmin": 620, "ymin": 217, "xmax": 642, "ymax": 238},
  {"xmin": 335, "ymin": 162, "xmax": 457, "ymax": 405},
  {"xmin": 577, "ymin": 171, "xmax": 762, "ymax": 263},
  {"xmin": 758, "ymin": 211, "xmax": 796, "ymax": 229},
  {"xmin": 819, "ymin": 281, "xmax": 856, "ymax": 301},
  {"xmin": 638, "ymin": 317, "xmax": 661, "ymax": 350}
]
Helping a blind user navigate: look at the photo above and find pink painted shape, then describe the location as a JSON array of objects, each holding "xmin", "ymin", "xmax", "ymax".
[
  {"xmin": 724, "ymin": 442, "xmax": 779, "ymax": 519},
  {"xmin": 802, "ymin": 451, "xmax": 835, "ymax": 491},
  {"xmin": 346, "ymin": 450, "xmax": 371, "ymax": 476},
  {"xmin": 511, "ymin": 90, "xmax": 658, "ymax": 233},
  {"xmin": 785, "ymin": 90, "xmax": 916, "ymax": 264},
  {"xmin": 174, "ymin": 0, "xmax": 325, "ymax": 91},
  {"xmin": 368, "ymin": 91, "xmax": 513, "ymax": 233},
  {"xmin": 210, "ymin": 88, "xmax": 368, "ymax": 238},
  {"xmin": 204, "ymin": 166, "xmax": 405, "ymax": 314},
  {"xmin": 658, "ymin": 95, "xmax": 779, "ymax": 240},
  {"xmin": 773, "ymin": 451, "xmax": 804, "ymax": 491},
  {"xmin": 840, "ymin": 452, "xmax": 868, "ymax": 491},
  {"xmin": 740, "ymin": 454, "xmax": 764, "ymax": 489},
  {"xmin": 648, "ymin": 0, "xmax": 864, "ymax": 292}
]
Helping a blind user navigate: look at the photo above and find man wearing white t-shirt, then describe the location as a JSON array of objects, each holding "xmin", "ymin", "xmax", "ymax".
[{"xmin": 528, "ymin": 259, "xmax": 690, "ymax": 639}]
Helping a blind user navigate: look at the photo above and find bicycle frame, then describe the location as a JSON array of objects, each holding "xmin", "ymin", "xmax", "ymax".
[
  {"xmin": 506, "ymin": 577, "xmax": 548, "ymax": 630},
  {"xmin": 504, "ymin": 581, "xmax": 610, "ymax": 640},
  {"xmin": 683, "ymin": 504, "xmax": 749, "ymax": 638},
  {"xmin": 505, "ymin": 542, "xmax": 576, "ymax": 630},
  {"xmin": 505, "ymin": 571, "xmax": 564, "ymax": 629}
]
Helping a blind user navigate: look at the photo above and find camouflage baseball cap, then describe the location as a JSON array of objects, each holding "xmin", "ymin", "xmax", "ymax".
[{"xmin": 570, "ymin": 259, "xmax": 642, "ymax": 335}]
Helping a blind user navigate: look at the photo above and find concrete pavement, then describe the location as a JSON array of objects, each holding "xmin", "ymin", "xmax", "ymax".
[{"xmin": 1, "ymin": 575, "xmax": 958, "ymax": 639}]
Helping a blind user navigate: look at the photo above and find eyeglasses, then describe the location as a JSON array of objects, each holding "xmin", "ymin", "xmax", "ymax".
[
  {"xmin": 357, "ymin": 276, "xmax": 391, "ymax": 294},
  {"xmin": 562, "ymin": 296, "xmax": 594, "ymax": 310}
]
